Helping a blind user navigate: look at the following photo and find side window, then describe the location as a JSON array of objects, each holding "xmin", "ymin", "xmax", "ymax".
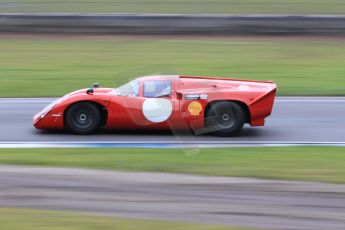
[{"xmin": 143, "ymin": 80, "xmax": 172, "ymax": 98}]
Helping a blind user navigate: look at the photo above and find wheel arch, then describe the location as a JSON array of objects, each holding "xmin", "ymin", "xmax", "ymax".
[
  {"xmin": 204, "ymin": 100, "xmax": 250, "ymax": 124},
  {"xmin": 63, "ymin": 100, "xmax": 108, "ymax": 128}
]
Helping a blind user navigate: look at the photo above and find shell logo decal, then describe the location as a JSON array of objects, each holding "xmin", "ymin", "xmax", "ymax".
[{"xmin": 188, "ymin": 101, "xmax": 203, "ymax": 116}]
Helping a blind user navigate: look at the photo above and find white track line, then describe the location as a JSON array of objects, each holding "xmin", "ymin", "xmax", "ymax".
[{"xmin": 0, "ymin": 141, "xmax": 344, "ymax": 148}]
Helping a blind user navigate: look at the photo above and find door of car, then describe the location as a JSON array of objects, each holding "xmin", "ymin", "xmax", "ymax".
[{"xmin": 139, "ymin": 79, "xmax": 180, "ymax": 129}]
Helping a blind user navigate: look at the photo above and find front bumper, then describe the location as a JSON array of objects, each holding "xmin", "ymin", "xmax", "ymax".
[
  {"xmin": 33, "ymin": 110, "xmax": 64, "ymax": 130},
  {"xmin": 33, "ymin": 101, "xmax": 64, "ymax": 130}
]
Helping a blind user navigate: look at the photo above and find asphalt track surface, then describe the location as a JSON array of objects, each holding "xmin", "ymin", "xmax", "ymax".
[
  {"xmin": 0, "ymin": 97, "xmax": 345, "ymax": 146},
  {"xmin": 1, "ymin": 14, "xmax": 345, "ymax": 36},
  {"xmin": 1, "ymin": 165, "xmax": 345, "ymax": 230}
]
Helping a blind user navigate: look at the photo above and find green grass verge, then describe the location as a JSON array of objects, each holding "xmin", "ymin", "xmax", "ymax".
[
  {"xmin": 0, "ymin": 37, "xmax": 345, "ymax": 97},
  {"xmin": 0, "ymin": 147, "xmax": 345, "ymax": 183},
  {"xmin": 0, "ymin": 208, "xmax": 244, "ymax": 230},
  {"xmin": 0, "ymin": 0, "xmax": 344, "ymax": 14}
]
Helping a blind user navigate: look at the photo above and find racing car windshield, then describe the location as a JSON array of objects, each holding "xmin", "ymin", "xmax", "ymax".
[{"xmin": 114, "ymin": 80, "xmax": 140, "ymax": 97}]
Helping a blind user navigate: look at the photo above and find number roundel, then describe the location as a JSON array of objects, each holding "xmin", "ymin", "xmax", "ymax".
[{"xmin": 142, "ymin": 98, "xmax": 173, "ymax": 123}]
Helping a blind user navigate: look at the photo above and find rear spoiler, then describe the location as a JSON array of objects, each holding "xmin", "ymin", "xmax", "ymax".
[{"xmin": 180, "ymin": 76, "xmax": 274, "ymax": 84}]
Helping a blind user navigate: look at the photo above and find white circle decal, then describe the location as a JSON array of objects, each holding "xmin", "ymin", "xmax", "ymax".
[{"xmin": 142, "ymin": 98, "xmax": 173, "ymax": 123}]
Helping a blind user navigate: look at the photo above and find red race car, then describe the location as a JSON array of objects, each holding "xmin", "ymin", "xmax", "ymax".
[{"xmin": 33, "ymin": 75, "xmax": 276, "ymax": 136}]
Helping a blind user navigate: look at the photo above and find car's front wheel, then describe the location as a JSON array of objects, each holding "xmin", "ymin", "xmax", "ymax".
[
  {"xmin": 206, "ymin": 101, "xmax": 245, "ymax": 136},
  {"xmin": 65, "ymin": 102, "xmax": 101, "ymax": 134}
]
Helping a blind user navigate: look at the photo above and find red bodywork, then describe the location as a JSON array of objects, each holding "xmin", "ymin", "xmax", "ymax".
[{"xmin": 33, "ymin": 75, "xmax": 276, "ymax": 132}]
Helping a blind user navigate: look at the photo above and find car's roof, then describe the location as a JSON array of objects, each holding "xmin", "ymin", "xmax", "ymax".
[
  {"xmin": 136, "ymin": 75, "xmax": 179, "ymax": 81},
  {"xmin": 135, "ymin": 75, "xmax": 273, "ymax": 84}
]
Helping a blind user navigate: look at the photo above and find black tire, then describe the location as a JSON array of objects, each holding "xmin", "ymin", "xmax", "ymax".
[
  {"xmin": 65, "ymin": 102, "xmax": 102, "ymax": 135},
  {"xmin": 206, "ymin": 101, "xmax": 245, "ymax": 137}
]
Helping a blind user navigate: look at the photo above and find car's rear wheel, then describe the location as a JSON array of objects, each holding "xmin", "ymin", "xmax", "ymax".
[
  {"xmin": 206, "ymin": 101, "xmax": 245, "ymax": 136},
  {"xmin": 65, "ymin": 102, "xmax": 101, "ymax": 135}
]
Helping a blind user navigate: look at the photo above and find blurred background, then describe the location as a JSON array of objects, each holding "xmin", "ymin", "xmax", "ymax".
[
  {"xmin": 0, "ymin": 0, "xmax": 345, "ymax": 14},
  {"xmin": 0, "ymin": 0, "xmax": 344, "ymax": 97},
  {"xmin": 0, "ymin": 1, "xmax": 345, "ymax": 230}
]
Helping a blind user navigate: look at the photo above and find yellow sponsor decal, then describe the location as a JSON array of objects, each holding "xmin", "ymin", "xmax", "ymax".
[{"xmin": 188, "ymin": 101, "xmax": 203, "ymax": 116}]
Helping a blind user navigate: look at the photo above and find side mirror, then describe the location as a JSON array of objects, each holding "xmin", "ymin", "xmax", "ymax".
[
  {"xmin": 86, "ymin": 88, "xmax": 94, "ymax": 95},
  {"xmin": 92, "ymin": 83, "xmax": 100, "ymax": 88}
]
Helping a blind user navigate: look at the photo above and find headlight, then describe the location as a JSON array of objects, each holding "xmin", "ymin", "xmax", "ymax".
[{"xmin": 34, "ymin": 92, "xmax": 75, "ymax": 122}]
